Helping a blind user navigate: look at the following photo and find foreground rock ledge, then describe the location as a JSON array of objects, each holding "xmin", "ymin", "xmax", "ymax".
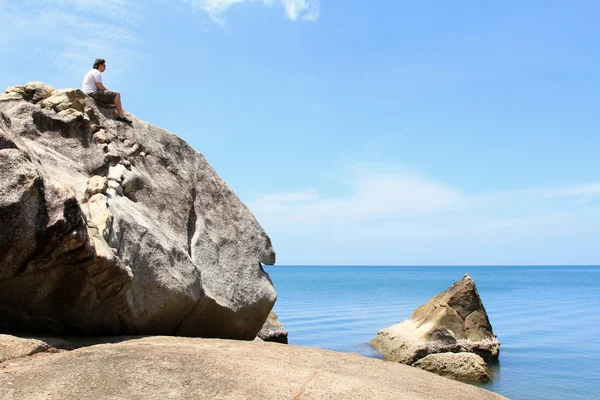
[
  {"xmin": 0, "ymin": 336, "xmax": 506, "ymax": 400},
  {"xmin": 0, "ymin": 83, "xmax": 276, "ymax": 339},
  {"xmin": 371, "ymin": 274, "xmax": 500, "ymax": 379}
]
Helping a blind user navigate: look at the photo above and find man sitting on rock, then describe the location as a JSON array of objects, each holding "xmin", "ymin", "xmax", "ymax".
[{"xmin": 82, "ymin": 58, "xmax": 132, "ymax": 124}]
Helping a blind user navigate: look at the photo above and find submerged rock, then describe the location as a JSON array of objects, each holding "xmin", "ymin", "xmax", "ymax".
[
  {"xmin": 0, "ymin": 335, "xmax": 507, "ymax": 400},
  {"xmin": 371, "ymin": 274, "xmax": 500, "ymax": 366},
  {"xmin": 257, "ymin": 311, "xmax": 288, "ymax": 344},
  {"xmin": 0, "ymin": 83, "xmax": 276, "ymax": 339},
  {"xmin": 412, "ymin": 352, "xmax": 490, "ymax": 381}
]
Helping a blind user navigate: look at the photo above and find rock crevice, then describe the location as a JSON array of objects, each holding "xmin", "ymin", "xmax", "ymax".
[{"xmin": 187, "ymin": 188, "xmax": 198, "ymax": 258}]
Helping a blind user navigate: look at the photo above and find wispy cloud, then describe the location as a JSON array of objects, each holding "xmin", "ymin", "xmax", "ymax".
[
  {"xmin": 250, "ymin": 173, "xmax": 462, "ymax": 228},
  {"xmin": 247, "ymin": 168, "xmax": 465, "ymax": 230},
  {"xmin": 35, "ymin": 0, "xmax": 144, "ymax": 24},
  {"xmin": 246, "ymin": 165, "xmax": 600, "ymax": 253},
  {"xmin": 0, "ymin": 0, "xmax": 319, "ymax": 84},
  {"xmin": 281, "ymin": 0, "xmax": 320, "ymax": 21},
  {"xmin": 0, "ymin": 1, "xmax": 141, "ymax": 84},
  {"xmin": 184, "ymin": 0, "xmax": 320, "ymax": 23}
]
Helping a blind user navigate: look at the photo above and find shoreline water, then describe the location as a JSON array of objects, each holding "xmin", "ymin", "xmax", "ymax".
[{"xmin": 267, "ymin": 265, "xmax": 600, "ymax": 400}]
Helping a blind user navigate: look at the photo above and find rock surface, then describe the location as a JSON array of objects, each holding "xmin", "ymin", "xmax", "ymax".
[
  {"xmin": 257, "ymin": 311, "xmax": 288, "ymax": 344},
  {"xmin": 371, "ymin": 274, "xmax": 500, "ymax": 365},
  {"xmin": 24, "ymin": 82, "xmax": 55, "ymax": 103},
  {"xmin": 412, "ymin": 352, "xmax": 490, "ymax": 381},
  {"xmin": 0, "ymin": 336, "xmax": 507, "ymax": 400},
  {"xmin": 0, "ymin": 335, "xmax": 57, "ymax": 363},
  {"xmin": 0, "ymin": 83, "xmax": 276, "ymax": 339},
  {"xmin": 0, "ymin": 334, "xmax": 139, "ymax": 357}
]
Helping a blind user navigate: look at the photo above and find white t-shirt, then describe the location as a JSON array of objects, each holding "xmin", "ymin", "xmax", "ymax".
[{"xmin": 82, "ymin": 69, "xmax": 102, "ymax": 94}]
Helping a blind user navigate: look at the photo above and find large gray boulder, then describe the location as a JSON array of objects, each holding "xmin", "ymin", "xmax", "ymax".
[
  {"xmin": 0, "ymin": 336, "xmax": 507, "ymax": 400},
  {"xmin": 371, "ymin": 275, "xmax": 500, "ymax": 364},
  {"xmin": 0, "ymin": 83, "xmax": 276, "ymax": 339}
]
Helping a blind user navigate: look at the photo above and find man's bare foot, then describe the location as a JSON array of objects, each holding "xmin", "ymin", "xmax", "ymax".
[{"xmin": 115, "ymin": 116, "xmax": 133, "ymax": 124}]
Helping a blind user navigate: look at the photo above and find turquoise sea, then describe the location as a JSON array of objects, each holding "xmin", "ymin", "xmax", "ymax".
[{"xmin": 266, "ymin": 266, "xmax": 600, "ymax": 400}]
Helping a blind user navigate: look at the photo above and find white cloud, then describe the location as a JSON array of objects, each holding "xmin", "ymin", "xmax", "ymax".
[
  {"xmin": 247, "ymin": 170, "xmax": 465, "ymax": 231},
  {"xmin": 185, "ymin": 0, "xmax": 320, "ymax": 23},
  {"xmin": 184, "ymin": 0, "xmax": 245, "ymax": 24},
  {"xmin": 246, "ymin": 166, "xmax": 600, "ymax": 246},
  {"xmin": 246, "ymin": 168, "xmax": 600, "ymax": 265},
  {"xmin": 281, "ymin": 0, "xmax": 320, "ymax": 21}
]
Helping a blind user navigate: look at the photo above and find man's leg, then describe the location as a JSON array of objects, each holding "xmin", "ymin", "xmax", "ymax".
[{"xmin": 114, "ymin": 92, "xmax": 125, "ymax": 118}]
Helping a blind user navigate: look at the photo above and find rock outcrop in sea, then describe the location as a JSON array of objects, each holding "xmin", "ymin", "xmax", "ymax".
[
  {"xmin": 371, "ymin": 274, "xmax": 500, "ymax": 381},
  {"xmin": 0, "ymin": 82, "xmax": 276, "ymax": 339}
]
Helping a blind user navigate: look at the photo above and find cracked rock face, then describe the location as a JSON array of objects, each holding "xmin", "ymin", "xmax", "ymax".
[
  {"xmin": 0, "ymin": 83, "xmax": 276, "ymax": 339},
  {"xmin": 371, "ymin": 275, "xmax": 500, "ymax": 366}
]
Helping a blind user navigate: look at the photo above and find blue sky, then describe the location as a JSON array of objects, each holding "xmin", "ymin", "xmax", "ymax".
[{"xmin": 1, "ymin": 1, "xmax": 599, "ymax": 265}]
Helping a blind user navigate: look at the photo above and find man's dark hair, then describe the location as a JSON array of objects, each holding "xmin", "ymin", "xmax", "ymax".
[{"xmin": 93, "ymin": 59, "xmax": 105, "ymax": 69}]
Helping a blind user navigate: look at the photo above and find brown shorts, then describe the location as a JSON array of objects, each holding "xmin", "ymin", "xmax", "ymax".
[{"xmin": 89, "ymin": 90, "xmax": 117, "ymax": 104}]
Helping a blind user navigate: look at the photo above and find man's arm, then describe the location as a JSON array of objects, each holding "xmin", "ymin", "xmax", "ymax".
[{"xmin": 96, "ymin": 82, "xmax": 108, "ymax": 91}]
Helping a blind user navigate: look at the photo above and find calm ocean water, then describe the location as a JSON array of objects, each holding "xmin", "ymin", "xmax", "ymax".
[{"xmin": 265, "ymin": 266, "xmax": 600, "ymax": 400}]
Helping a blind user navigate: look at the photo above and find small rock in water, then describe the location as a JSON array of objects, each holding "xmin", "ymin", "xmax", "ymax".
[
  {"xmin": 412, "ymin": 352, "xmax": 490, "ymax": 381},
  {"xmin": 371, "ymin": 274, "xmax": 500, "ymax": 381}
]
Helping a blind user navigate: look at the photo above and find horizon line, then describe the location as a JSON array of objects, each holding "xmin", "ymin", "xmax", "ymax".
[{"xmin": 265, "ymin": 264, "xmax": 600, "ymax": 267}]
